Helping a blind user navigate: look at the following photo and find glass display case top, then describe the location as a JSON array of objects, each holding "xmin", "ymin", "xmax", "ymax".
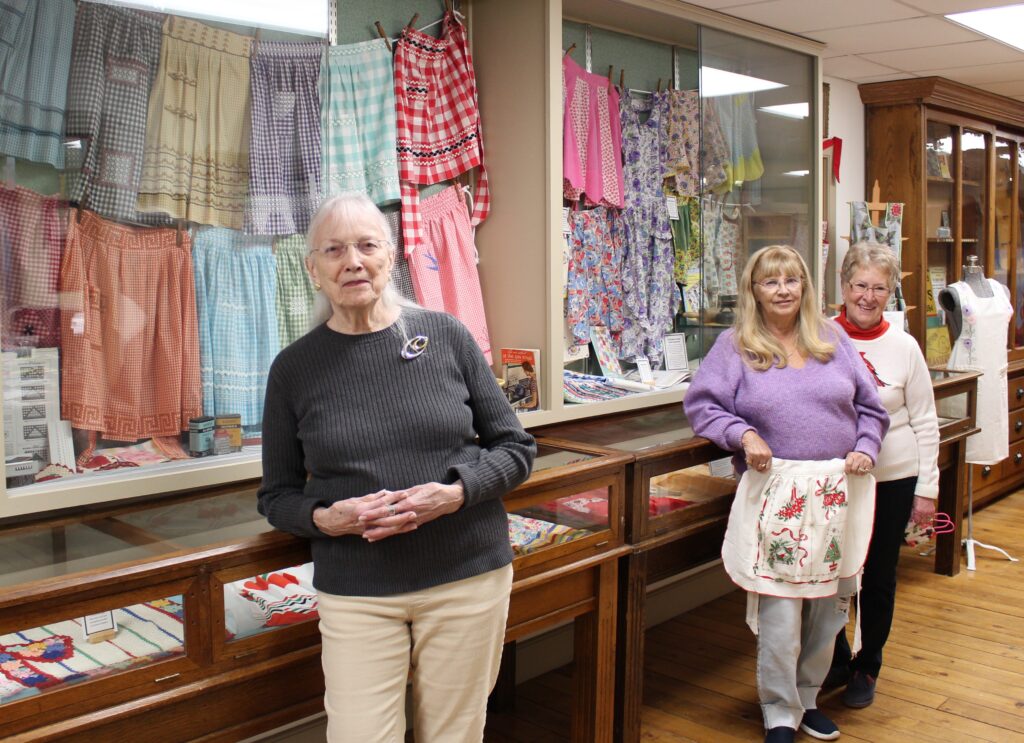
[
  {"xmin": 542, "ymin": 407, "xmax": 695, "ymax": 452},
  {"xmin": 533, "ymin": 444, "xmax": 597, "ymax": 472},
  {"xmin": 0, "ymin": 489, "xmax": 268, "ymax": 589}
]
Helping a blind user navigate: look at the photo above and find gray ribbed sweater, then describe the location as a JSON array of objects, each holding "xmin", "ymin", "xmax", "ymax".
[{"xmin": 257, "ymin": 310, "xmax": 536, "ymax": 597}]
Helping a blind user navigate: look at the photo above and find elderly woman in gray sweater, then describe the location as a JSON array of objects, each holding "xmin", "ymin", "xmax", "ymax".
[{"xmin": 258, "ymin": 193, "xmax": 535, "ymax": 743}]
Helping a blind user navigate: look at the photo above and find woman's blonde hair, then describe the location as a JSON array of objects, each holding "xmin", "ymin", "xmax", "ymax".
[{"xmin": 734, "ymin": 244, "xmax": 835, "ymax": 370}]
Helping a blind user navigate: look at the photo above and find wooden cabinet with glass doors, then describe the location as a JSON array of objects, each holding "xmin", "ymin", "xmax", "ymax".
[
  {"xmin": 0, "ymin": 439, "xmax": 629, "ymax": 742},
  {"xmin": 861, "ymin": 76, "xmax": 1024, "ymax": 507}
]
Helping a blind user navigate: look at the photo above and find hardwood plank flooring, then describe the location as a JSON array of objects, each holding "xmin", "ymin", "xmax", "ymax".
[{"xmin": 485, "ymin": 493, "xmax": 1024, "ymax": 742}]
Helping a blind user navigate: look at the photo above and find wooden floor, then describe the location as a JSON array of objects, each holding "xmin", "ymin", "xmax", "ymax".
[{"xmin": 485, "ymin": 493, "xmax": 1024, "ymax": 743}]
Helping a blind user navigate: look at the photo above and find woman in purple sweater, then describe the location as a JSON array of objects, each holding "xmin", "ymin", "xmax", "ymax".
[{"xmin": 685, "ymin": 245, "xmax": 888, "ymax": 743}]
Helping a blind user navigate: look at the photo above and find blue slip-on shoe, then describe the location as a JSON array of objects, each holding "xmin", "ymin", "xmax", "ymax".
[{"xmin": 800, "ymin": 708, "xmax": 840, "ymax": 740}]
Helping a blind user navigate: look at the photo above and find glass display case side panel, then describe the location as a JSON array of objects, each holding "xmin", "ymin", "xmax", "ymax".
[
  {"xmin": 925, "ymin": 121, "xmax": 957, "ymax": 366},
  {"xmin": 693, "ymin": 26, "xmax": 818, "ymax": 362},
  {"xmin": 1015, "ymin": 142, "xmax": 1024, "ymax": 352},
  {"xmin": 1, "ymin": 1, "xmax": 331, "ymax": 512},
  {"xmin": 960, "ymin": 128, "xmax": 991, "ymax": 270}
]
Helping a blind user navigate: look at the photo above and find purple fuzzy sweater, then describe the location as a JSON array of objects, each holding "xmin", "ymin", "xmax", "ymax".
[{"xmin": 684, "ymin": 328, "xmax": 889, "ymax": 471}]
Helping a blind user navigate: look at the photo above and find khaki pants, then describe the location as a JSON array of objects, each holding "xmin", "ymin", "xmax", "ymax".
[{"xmin": 317, "ymin": 564, "xmax": 513, "ymax": 743}]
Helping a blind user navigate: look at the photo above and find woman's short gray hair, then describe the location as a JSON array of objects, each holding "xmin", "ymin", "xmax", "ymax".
[
  {"xmin": 304, "ymin": 193, "xmax": 419, "ymax": 331},
  {"xmin": 306, "ymin": 192, "xmax": 393, "ymax": 254},
  {"xmin": 841, "ymin": 241, "xmax": 900, "ymax": 289}
]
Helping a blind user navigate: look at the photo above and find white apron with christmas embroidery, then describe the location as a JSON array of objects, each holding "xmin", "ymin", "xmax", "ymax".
[{"xmin": 722, "ymin": 458, "xmax": 875, "ymax": 599}]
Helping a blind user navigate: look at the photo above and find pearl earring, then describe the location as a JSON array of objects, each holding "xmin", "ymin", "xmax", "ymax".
[{"xmin": 313, "ymin": 281, "xmax": 321, "ymax": 291}]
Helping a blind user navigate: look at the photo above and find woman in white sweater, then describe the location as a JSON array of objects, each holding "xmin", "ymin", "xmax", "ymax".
[{"xmin": 827, "ymin": 241, "xmax": 940, "ymax": 709}]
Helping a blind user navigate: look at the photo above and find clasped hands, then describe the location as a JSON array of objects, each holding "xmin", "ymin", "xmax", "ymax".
[
  {"xmin": 740, "ymin": 430, "xmax": 875, "ymax": 476},
  {"xmin": 313, "ymin": 481, "xmax": 465, "ymax": 542}
]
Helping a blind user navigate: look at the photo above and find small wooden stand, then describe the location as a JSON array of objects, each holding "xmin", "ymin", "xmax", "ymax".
[{"xmin": 82, "ymin": 610, "xmax": 118, "ymax": 643}]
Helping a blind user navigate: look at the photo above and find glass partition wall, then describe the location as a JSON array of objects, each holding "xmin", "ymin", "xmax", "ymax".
[{"xmin": 560, "ymin": 19, "xmax": 818, "ymax": 386}]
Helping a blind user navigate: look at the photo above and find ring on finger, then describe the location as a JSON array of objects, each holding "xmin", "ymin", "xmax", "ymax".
[{"xmin": 387, "ymin": 503, "xmax": 396, "ymax": 517}]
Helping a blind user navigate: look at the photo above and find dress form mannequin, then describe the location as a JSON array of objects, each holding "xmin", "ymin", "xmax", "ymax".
[
  {"xmin": 938, "ymin": 256, "xmax": 1017, "ymax": 569},
  {"xmin": 938, "ymin": 256, "xmax": 996, "ymax": 339}
]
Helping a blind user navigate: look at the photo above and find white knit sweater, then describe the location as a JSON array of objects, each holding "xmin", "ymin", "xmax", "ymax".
[{"xmin": 839, "ymin": 322, "xmax": 940, "ymax": 498}]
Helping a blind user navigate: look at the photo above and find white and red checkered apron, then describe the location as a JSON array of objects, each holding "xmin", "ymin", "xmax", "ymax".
[
  {"xmin": 0, "ymin": 185, "xmax": 65, "ymax": 350},
  {"xmin": 393, "ymin": 12, "xmax": 488, "ymax": 255}
]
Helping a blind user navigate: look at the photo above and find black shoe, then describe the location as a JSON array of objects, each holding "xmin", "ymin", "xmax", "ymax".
[
  {"xmin": 843, "ymin": 670, "xmax": 877, "ymax": 708},
  {"xmin": 822, "ymin": 663, "xmax": 850, "ymax": 690},
  {"xmin": 800, "ymin": 709, "xmax": 840, "ymax": 741},
  {"xmin": 764, "ymin": 727, "xmax": 796, "ymax": 743}
]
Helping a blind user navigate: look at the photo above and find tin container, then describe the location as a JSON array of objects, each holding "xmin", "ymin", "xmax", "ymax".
[{"xmin": 188, "ymin": 416, "xmax": 215, "ymax": 457}]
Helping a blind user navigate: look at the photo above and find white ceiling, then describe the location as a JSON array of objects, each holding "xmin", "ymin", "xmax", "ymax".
[{"xmin": 684, "ymin": 0, "xmax": 1024, "ymax": 99}]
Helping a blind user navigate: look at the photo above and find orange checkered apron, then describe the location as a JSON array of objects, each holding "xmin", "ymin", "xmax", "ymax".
[{"xmin": 60, "ymin": 210, "xmax": 201, "ymax": 443}]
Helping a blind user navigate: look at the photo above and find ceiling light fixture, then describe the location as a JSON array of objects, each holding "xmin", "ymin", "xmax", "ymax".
[
  {"xmin": 758, "ymin": 102, "xmax": 809, "ymax": 119},
  {"xmin": 783, "ymin": 170, "xmax": 810, "ymax": 177},
  {"xmin": 700, "ymin": 67, "xmax": 785, "ymax": 97},
  {"xmin": 946, "ymin": 4, "xmax": 1024, "ymax": 52}
]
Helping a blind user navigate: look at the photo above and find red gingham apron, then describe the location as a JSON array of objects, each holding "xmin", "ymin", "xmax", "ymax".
[{"xmin": 393, "ymin": 12, "xmax": 488, "ymax": 255}]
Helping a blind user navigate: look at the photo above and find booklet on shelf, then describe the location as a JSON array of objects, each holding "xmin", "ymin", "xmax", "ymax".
[{"xmin": 501, "ymin": 348, "xmax": 540, "ymax": 412}]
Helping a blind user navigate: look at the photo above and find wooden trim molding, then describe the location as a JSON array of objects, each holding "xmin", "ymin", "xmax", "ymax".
[{"xmin": 859, "ymin": 77, "xmax": 1024, "ymax": 131}]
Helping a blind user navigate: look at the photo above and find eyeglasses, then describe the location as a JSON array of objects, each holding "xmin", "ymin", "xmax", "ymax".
[
  {"xmin": 848, "ymin": 281, "xmax": 891, "ymax": 298},
  {"xmin": 311, "ymin": 239, "xmax": 389, "ymax": 261},
  {"xmin": 754, "ymin": 276, "xmax": 803, "ymax": 293}
]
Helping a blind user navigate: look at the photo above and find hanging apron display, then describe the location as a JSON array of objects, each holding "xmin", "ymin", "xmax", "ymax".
[
  {"xmin": 722, "ymin": 458, "xmax": 875, "ymax": 599},
  {"xmin": 850, "ymin": 201, "xmax": 905, "ymax": 312},
  {"xmin": 393, "ymin": 11, "xmax": 488, "ymax": 254}
]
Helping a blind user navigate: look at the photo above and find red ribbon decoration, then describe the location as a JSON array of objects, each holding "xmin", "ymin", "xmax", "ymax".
[{"xmin": 822, "ymin": 137, "xmax": 842, "ymax": 184}]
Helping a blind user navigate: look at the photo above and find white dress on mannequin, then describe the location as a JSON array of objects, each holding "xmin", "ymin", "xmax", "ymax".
[{"xmin": 945, "ymin": 278, "xmax": 1013, "ymax": 465}]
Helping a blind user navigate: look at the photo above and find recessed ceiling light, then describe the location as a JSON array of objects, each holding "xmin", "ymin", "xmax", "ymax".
[
  {"xmin": 946, "ymin": 4, "xmax": 1024, "ymax": 52},
  {"xmin": 701, "ymin": 67, "xmax": 785, "ymax": 97},
  {"xmin": 759, "ymin": 103, "xmax": 809, "ymax": 119}
]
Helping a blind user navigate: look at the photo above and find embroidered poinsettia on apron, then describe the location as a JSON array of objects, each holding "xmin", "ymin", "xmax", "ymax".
[{"xmin": 724, "ymin": 459, "xmax": 874, "ymax": 599}]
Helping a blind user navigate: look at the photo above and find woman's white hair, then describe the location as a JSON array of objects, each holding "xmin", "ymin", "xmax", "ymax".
[{"xmin": 305, "ymin": 193, "xmax": 421, "ymax": 338}]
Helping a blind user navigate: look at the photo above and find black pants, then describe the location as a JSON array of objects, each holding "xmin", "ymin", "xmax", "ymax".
[{"xmin": 832, "ymin": 476, "xmax": 917, "ymax": 677}]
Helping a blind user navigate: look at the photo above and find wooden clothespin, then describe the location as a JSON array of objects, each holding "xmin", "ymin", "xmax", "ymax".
[
  {"xmin": 374, "ymin": 21, "xmax": 392, "ymax": 51},
  {"xmin": 444, "ymin": 0, "xmax": 453, "ymax": 12},
  {"xmin": 75, "ymin": 207, "xmax": 83, "ymax": 224},
  {"xmin": 406, "ymin": 13, "xmax": 419, "ymax": 31},
  {"xmin": 619, "ymin": 68, "xmax": 625, "ymax": 90},
  {"xmin": 656, "ymin": 78, "xmax": 662, "ymax": 93},
  {"xmin": 175, "ymin": 220, "xmax": 184, "ymax": 246},
  {"xmin": 607, "ymin": 65, "xmax": 614, "ymax": 89},
  {"xmin": 564, "ymin": 42, "xmax": 576, "ymax": 59}
]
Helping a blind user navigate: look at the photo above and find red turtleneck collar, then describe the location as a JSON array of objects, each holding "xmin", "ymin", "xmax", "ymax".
[{"xmin": 836, "ymin": 306, "xmax": 888, "ymax": 340}]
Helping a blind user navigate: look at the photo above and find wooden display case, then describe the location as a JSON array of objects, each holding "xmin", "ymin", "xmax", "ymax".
[
  {"xmin": 537, "ymin": 405, "xmax": 735, "ymax": 742},
  {"xmin": 0, "ymin": 440, "xmax": 630, "ymax": 742},
  {"xmin": 930, "ymin": 368, "xmax": 981, "ymax": 576},
  {"xmin": 861, "ymin": 77, "xmax": 1024, "ymax": 507}
]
